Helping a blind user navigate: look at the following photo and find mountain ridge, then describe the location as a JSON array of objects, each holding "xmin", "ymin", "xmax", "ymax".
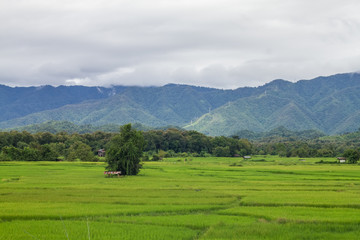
[{"xmin": 1, "ymin": 72, "xmax": 360, "ymax": 135}]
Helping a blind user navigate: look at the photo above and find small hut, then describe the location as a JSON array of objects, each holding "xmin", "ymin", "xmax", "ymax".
[
  {"xmin": 98, "ymin": 149, "xmax": 106, "ymax": 157},
  {"xmin": 337, "ymin": 157, "xmax": 346, "ymax": 163}
]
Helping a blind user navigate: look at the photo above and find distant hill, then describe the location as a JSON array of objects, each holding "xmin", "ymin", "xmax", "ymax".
[
  {"xmin": 186, "ymin": 73, "xmax": 360, "ymax": 135},
  {"xmin": 1, "ymin": 72, "xmax": 360, "ymax": 136},
  {"xmin": 0, "ymin": 84, "xmax": 115, "ymax": 122},
  {"xmin": 0, "ymin": 84, "xmax": 252, "ymax": 129}
]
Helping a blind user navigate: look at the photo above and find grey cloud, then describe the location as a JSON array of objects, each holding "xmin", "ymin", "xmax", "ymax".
[{"xmin": 1, "ymin": 0, "xmax": 360, "ymax": 88}]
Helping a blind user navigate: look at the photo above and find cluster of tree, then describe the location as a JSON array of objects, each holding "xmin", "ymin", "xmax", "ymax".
[
  {"xmin": 252, "ymin": 137, "xmax": 360, "ymax": 160},
  {"xmin": 1, "ymin": 125, "xmax": 360, "ymax": 166},
  {"xmin": 143, "ymin": 129, "xmax": 252, "ymax": 157},
  {"xmin": 0, "ymin": 131, "xmax": 113, "ymax": 162},
  {"xmin": 0, "ymin": 127, "xmax": 253, "ymax": 162},
  {"xmin": 234, "ymin": 127, "xmax": 326, "ymax": 141}
]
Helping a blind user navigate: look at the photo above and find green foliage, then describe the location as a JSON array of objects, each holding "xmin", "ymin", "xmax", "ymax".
[
  {"xmin": 66, "ymin": 141, "xmax": 97, "ymax": 162},
  {"xmin": 343, "ymin": 149, "xmax": 360, "ymax": 164},
  {"xmin": 106, "ymin": 124, "xmax": 144, "ymax": 175},
  {"xmin": 213, "ymin": 146, "xmax": 231, "ymax": 157},
  {"xmin": 2, "ymin": 146, "xmax": 23, "ymax": 161},
  {"xmin": 21, "ymin": 147, "xmax": 40, "ymax": 161},
  {"xmin": 156, "ymin": 149, "xmax": 165, "ymax": 159},
  {"xmin": 316, "ymin": 148, "xmax": 334, "ymax": 157},
  {"xmin": 235, "ymin": 127, "xmax": 325, "ymax": 141},
  {"xmin": 3, "ymin": 127, "xmax": 360, "ymax": 162},
  {"xmin": 151, "ymin": 154, "xmax": 161, "ymax": 161},
  {"xmin": 0, "ymin": 144, "xmax": 57, "ymax": 161}
]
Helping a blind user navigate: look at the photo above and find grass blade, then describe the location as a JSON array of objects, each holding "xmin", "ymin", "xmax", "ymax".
[
  {"xmin": 60, "ymin": 216, "xmax": 70, "ymax": 240},
  {"xmin": 23, "ymin": 230, "xmax": 42, "ymax": 240},
  {"xmin": 87, "ymin": 218, "xmax": 91, "ymax": 240}
]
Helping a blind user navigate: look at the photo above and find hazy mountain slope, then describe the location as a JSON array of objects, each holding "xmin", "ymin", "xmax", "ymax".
[
  {"xmin": 117, "ymin": 84, "xmax": 256, "ymax": 124},
  {"xmin": 314, "ymin": 86, "xmax": 360, "ymax": 134},
  {"xmin": 185, "ymin": 95, "xmax": 320, "ymax": 136},
  {"xmin": 0, "ymin": 94, "xmax": 166, "ymax": 129},
  {"xmin": 1, "ymin": 72, "xmax": 360, "ymax": 135},
  {"xmin": 186, "ymin": 73, "xmax": 360, "ymax": 135},
  {"xmin": 333, "ymin": 111, "xmax": 360, "ymax": 134},
  {"xmin": 0, "ymin": 84, "xmax": 253, "ymax": 129},
  {"xmin": 0, "ymin": 85, "xmax": 111, "ymax": 121},
  {"xmin": 7, "ymin": 120, "xmax": 155, "ymax": 134},
  {"xmin": 185, "ymin": 103, "xmax": 264, "ymax": 136},
  {"xmin": 266, "ymin": 102, "xmax": 320, "ymax": 131}
]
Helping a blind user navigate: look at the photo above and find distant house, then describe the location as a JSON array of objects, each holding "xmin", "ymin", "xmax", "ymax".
[
  {"xmin": 98, "ymin": 149, "xmax": 106, "ymax": 157},
  {"xmin": 243, "ymin": 156, "xmax": 251, "ymax": 160},
  {"xmin": 337, "ymin": 157, "xmax": 346, "ymax": 163}
]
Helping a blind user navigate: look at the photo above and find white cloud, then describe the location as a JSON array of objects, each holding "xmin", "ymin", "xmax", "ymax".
[{"xmin": 1, "ymin": 0, "xmax": 360, "ymax": 88}]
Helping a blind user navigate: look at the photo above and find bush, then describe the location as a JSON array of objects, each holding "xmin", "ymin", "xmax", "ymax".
[
  {"xmin": 142, "ymin": 155, "xmax": 150, "ymax": 161},
  {"xmin": 152, "ymin": 154, "xmax": 161, "ymax": 161}
]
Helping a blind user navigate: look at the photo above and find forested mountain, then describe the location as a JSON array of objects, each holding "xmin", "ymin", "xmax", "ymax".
[
  {"xmin": 0, "ymin": 85, "xmax": 115, "ymax": 122},
  {"xmin": 1, "ymin": 73, "xmax": 360, "ymax": 136},
  {"xmin": 0, "ymin": 84, "xmax": 252, "ymax": 129},
  {"xmin": 187, "ymin": 73, "xmax": 360, "ymax": 135}
]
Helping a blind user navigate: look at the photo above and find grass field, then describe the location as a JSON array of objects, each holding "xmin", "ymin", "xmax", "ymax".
[{"xmin": 1, "ymin": 156, "xmax": 360, "ymax": 239}]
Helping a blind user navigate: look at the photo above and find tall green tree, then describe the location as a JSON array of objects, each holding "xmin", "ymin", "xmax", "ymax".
[{"xmin": 106, "ymin": 124, "xmax": 144, "ymax": 175}]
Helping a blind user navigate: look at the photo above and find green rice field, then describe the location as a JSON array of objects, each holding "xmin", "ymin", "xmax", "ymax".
[{"xmin": 1, "ymin": 156, "xmax": 360, "ymax": 239}]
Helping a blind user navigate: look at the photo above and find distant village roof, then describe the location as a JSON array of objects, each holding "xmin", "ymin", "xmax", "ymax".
[{"xmin": 98, "ymin": 149, "xmax": 106, "ymax": 157}]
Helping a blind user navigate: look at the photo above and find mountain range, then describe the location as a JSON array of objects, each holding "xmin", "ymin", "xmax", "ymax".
[{"xmin": 1, "ymin": 72, "xmax": 360, "ymax": 136}]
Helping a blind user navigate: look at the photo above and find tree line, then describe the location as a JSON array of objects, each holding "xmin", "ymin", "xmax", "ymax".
[
  {"xmin": 0, "ymin": 128, "xmax": 252, "ymax": 161},
  {"xmin": 0, "ymin": 131, "xmax": 112, "ymax": 161},
  {"xmin": 0, "ymin": 126, "xmax": 359, "ymax": 162}
]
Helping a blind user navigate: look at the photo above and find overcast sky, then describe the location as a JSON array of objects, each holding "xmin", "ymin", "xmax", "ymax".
[{"xmin": 1, "ymin": 0, "xmax": 360, "ymax": 89}]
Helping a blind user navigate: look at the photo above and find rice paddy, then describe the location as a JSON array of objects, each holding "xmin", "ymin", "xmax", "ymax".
[{"xmin": 1, "ymin": 156, "xmax": 360, "ymax": 239}]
